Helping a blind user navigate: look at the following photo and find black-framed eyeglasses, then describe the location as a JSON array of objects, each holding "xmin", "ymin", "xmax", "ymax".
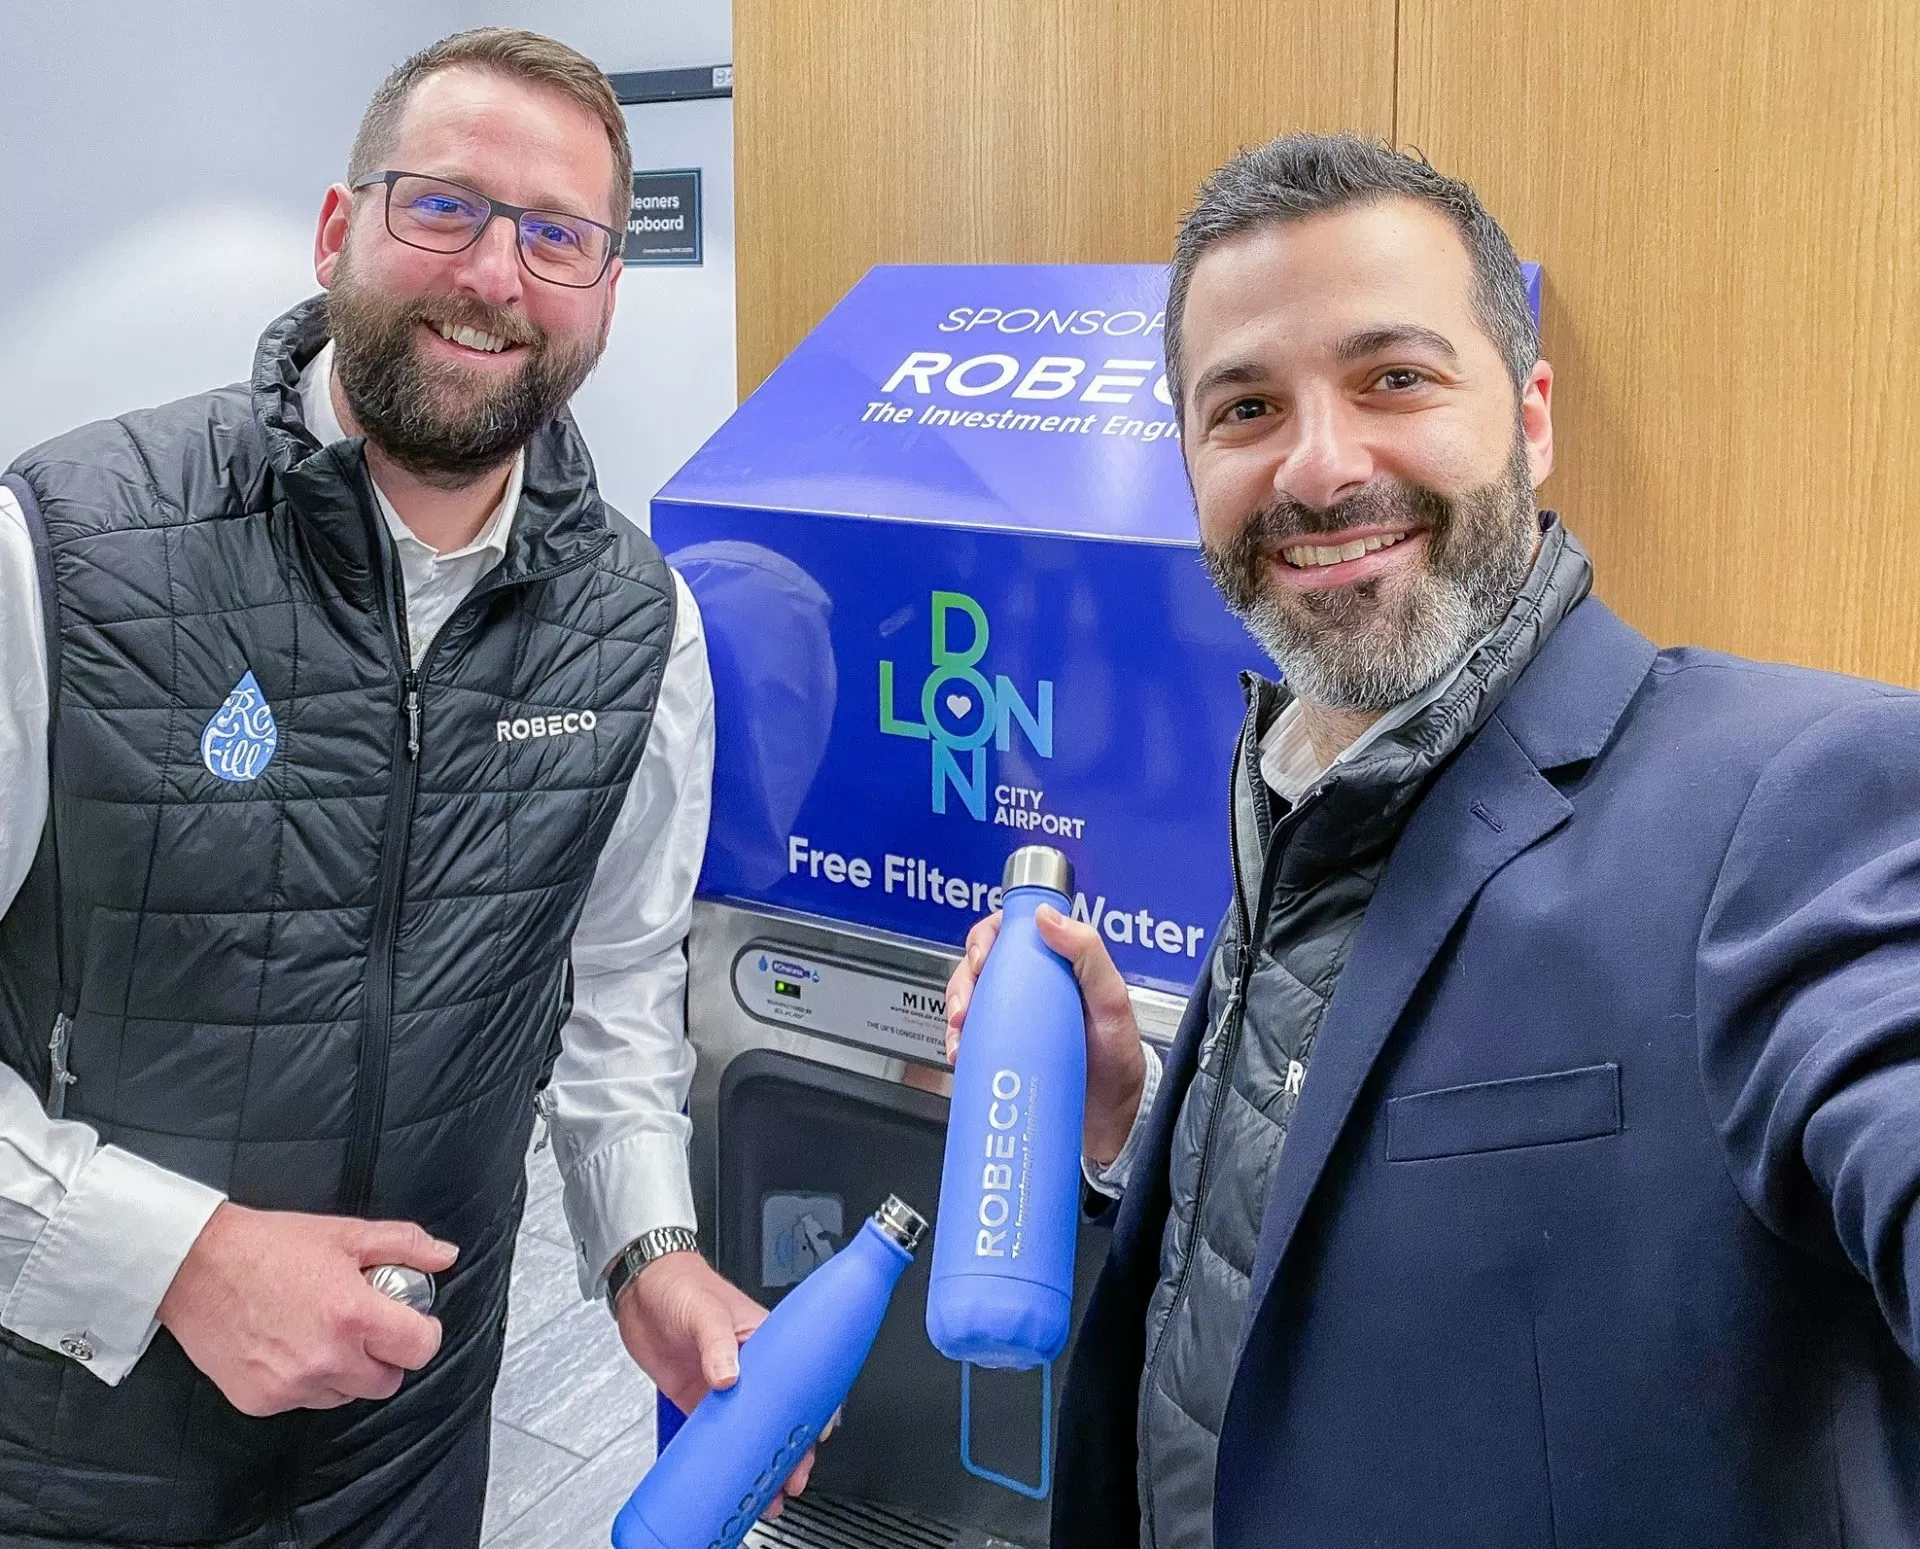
[{"xmin": 352, "ymin": 171, "xmax": 623, "ymax": 288}]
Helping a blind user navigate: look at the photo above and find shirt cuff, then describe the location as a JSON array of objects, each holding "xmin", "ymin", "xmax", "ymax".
[
  {"xmin": 1082, "ymin": 1042, "xmax": 1164, "ymax": 1201},
  {"xmin": 560, "ymin": 1129, "xmax": 699, "ymax": 1302},
  {"xmin": 2, "ymin": 1144, "xmax": 224, "ymax": 1385}
]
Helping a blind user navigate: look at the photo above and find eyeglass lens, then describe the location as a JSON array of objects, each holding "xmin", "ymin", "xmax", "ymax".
[{"xmin": 386, "ymin": 174, "xmax": 612, "ymax": 285}]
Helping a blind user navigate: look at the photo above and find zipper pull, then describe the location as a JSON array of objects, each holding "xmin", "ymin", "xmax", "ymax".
[
  {"xmin": 404, "ymin": 672, "xmax": 421, "ymax": 760},
  {"xmin": 47, "ymin": 1013, "xmax": 76, "ymax": 1118},
  {"xmin": 1200, "ymin": 974, "xmax": 1244, "ymax": 1073}
]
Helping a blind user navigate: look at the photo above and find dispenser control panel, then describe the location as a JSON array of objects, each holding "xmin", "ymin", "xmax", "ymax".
[{"xmin": 732, "ymin": 941, "xmax": 951, "ymax": 1068}]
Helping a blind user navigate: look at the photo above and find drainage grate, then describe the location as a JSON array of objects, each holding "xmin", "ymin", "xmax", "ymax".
[{"xmin": 743, "ymin": 1492, "xmax": 1024, "ymax": 1549}]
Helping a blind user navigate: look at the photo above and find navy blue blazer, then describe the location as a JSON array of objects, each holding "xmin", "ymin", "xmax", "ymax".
[{"xmin": 1055, "ymin": 598, "xmax": 1920, "ymax": 1548}]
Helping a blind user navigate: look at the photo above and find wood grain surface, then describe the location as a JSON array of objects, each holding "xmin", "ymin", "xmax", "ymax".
[
  {"xmin": 734, "ymin": 0, "xmax": 1920, "ymax": 683},
  {"xmin": 1400, "ymin": 0, "xmax": 1919, "ymax": 682},
  {"xmin": 733, "ymin": 0, "xmax": 1395, "ymax": 393}
]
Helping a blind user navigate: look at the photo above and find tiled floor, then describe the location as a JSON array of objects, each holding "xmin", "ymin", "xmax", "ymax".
[{"xmin": 480, "ymin": 1141, "xmax": 659, "ymax": 1547}]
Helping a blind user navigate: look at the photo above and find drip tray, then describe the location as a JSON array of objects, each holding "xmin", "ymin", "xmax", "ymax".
[{"xmin": 745, "ymin": 1491, "xmax": 1021, "ymax": 1549}]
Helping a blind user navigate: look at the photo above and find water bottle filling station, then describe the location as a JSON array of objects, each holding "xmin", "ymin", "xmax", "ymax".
[{"xmin": 652, "ymin": 263, "xmax": 1255, "ymax": 1545}]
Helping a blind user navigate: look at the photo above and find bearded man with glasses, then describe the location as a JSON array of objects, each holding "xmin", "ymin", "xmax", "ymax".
[{"xmin": 0, "ymin": 28, "xmax": 790, "ymax": 1546}]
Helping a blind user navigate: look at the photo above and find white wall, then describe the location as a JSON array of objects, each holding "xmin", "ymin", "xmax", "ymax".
[
  {"xmin": 0, "ymin": 0, "xmax": 734, "ymax": 522},
  {"xmin": 579, "ymin": 95, "xmax": 735, "ymax": 521}
]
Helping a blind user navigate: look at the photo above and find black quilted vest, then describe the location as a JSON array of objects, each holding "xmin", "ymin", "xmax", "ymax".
[{"xmin": 0, "ymin": 296, "xmax": 673, "ymax": 1544}]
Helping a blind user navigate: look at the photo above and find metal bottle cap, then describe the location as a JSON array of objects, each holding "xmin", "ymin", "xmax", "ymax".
[
  {"xmin": 873, "ymin": 1195, "xmax": 929, "ymax": 1255},
  {"xmin": 364, "ymin": 1264, "xmax": 437, "ymax": 1314},
  {"xmin": 1002, "ymin": 844, "xmax": 1073, "ymax": 897}
]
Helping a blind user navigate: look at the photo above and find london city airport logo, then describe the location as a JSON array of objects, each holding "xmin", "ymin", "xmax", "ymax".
[{"xmin": 878, "ymin": 591, "xmax": 1052, "ymax": 821}]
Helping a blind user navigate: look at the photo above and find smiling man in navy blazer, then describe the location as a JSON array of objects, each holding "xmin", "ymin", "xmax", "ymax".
[{"xmin": 946, "ymin": 132, "xmax": 1920, "ymax": 1549}]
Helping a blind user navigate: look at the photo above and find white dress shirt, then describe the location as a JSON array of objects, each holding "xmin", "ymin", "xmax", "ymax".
[
  {"xmin": 300, "ymin": 344, "xmax": 529, "ymax": 668},
  {"xmin": 0, "ymin": 349, "xmax": 712, "ymax": 1382}
]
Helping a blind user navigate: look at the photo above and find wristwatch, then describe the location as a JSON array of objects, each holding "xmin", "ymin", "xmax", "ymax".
[{"xmin": 604, "ymin": 1224, "xmax": 701, "ymax": 1315}]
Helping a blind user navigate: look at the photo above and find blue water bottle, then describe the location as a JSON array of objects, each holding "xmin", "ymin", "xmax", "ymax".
[
  {"xmin": 612, "ymin": 1197, "xmax": 928, "ymax": 1549},
  {"xmin": 926, "ymin": 846, "xmax": 1086, "ymax": 1496}
]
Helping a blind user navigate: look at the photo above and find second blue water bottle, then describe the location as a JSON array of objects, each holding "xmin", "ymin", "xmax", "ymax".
[
  {"xmin": 612, "ymin": 1196, "xmax": 928, "ymax": 1549},
  {"xmin": 927, "ymin": 845, "xmax": 1087, "ymax": 1370}
]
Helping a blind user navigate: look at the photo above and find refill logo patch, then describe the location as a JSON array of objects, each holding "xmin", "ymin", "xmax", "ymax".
[{"xmin": 201, "ymin": 671, "xmax": 279, "ymax": 783}]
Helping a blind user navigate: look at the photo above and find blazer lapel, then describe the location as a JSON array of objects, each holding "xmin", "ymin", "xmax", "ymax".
[
  {"xmin": 1240, "ymin": 597, "xmax": 1659, "ymax": 1329},
  {"xmin": 1240, "ymin": 715, "xmax": 1568, "ymax": 1325}
]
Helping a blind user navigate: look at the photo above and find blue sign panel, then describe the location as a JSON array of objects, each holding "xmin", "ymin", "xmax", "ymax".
[
  {"xmin": 653, "ymin": 261, "xmax": 1541, "ymax": 991},
  {"xmin": 662, "ymin": 507, "xmax": 1258, "ymax": 992},
  {"xmin": 661, "ymin": 264, "xmax": 1191, "ymax": 543}
]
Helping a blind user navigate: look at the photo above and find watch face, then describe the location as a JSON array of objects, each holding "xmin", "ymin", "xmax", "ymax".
[{"xmin": 607, "ymin": 1253, "xmax": 640, "ymax": 1312}]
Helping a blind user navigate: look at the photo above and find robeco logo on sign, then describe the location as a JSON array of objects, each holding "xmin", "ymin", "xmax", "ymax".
[{"xmin": 878, "ymin": 591, "xmax": 1052, "ymax": 820}]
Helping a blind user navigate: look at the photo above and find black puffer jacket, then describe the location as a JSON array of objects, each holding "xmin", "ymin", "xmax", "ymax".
[{"xmin": 0, "ymin": 296, "xmax": 673, "ymax": 1544}]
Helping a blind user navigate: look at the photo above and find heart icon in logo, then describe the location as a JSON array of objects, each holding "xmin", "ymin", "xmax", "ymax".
[{"xmin": 945, "ymin": 693, "xmax": 972, "ymax": 719}]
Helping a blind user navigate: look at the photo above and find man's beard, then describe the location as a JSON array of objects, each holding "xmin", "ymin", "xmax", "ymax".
[
  {"xmin": 1200, "ymin": 433, "xmax": 1539, "ymax": 712},
  {"xmin": 325, "ymin": 244, "xmax": 604, "ymax": 490}
]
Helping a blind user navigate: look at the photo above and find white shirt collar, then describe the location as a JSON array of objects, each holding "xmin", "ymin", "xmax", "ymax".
[{"xmin": 296, "ymin": 339, "xmax": 522, "ymax": 566}]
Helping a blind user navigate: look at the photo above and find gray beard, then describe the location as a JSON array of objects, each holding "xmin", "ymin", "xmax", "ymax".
[{"xmin": 1205, "ymin": 435, "xmax": 1539, "ymax": 712}]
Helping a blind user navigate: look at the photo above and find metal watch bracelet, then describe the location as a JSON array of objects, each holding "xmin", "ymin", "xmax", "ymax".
[{"xmin": 605, "ymin": 1224, "xmax": 701, "ymax": 1314}]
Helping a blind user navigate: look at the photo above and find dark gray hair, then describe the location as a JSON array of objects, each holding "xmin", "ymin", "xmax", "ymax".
[{"xmin": 1165, "ymin": 132, "xmax": 1537, "ymax": 411}]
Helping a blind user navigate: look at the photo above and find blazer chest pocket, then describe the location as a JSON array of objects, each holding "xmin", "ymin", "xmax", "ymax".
[{"xmin": 1385, "ymin": 1062, "xmax": 1621, "ymax": 1162}]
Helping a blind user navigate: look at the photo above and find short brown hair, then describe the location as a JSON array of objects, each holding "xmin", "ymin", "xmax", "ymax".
[{"xmin": 349, "ymin": 27, "xmax": 631, "ymax": 236}]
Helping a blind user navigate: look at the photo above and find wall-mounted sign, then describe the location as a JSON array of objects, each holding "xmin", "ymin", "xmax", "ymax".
[
  {"xmin": 625, "ymin": 169, "xmax": 702, "ymax": 266},
  {"xmin": 608, "ymin": 64, "xmax": 732, "ymax": 104}
]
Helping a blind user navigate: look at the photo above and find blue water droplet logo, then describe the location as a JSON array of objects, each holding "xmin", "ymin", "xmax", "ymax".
[
  {"xmin": 758, "ymin": 955, "xmax": 769, "ymax": 973},
  {"xmin": 200, "ymin": 670, "xmax": 279, "ymax": 783}
]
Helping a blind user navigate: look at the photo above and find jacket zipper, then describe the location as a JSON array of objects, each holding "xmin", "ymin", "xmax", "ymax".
[
  {"xmin": 340, "ymin": 526, "xmax": 420, "ymax": 1217},
  {"xmin": 20, "ymin": 470, "xmax": 80, "ymax": 1125},
  {"xmin": 46, "ymin": 1013, "xmax": 75, "ymax": 1119},
  {"xmin": 337, "ymin": 531, "xmax": 615, "ymax": 1216},
  {"xmin": 404, "ymin": 678, "xmax": 421, "ymax": 759},
  {"xmin": 1139, "ymin": 707, "xmax": 1265, "ymax": 1474},
  {"xmin": 1139, "ymin": 700, "xmax": 1303, "ymax": 1542}
]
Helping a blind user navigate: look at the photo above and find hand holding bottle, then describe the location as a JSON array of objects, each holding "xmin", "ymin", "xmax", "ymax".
[
  {"xmin": 157, "ymin": 1203, "xmax": 455, "ymax": 1417},
  {"xmin": 612, "ymin": 1200, "xmax": 926, "ymax": 1549},
  {"xmin": 612, "ymin": 1250, "xmax": 766, "ymax": 1414},
  {"xmin": 944, "ymin": 903, "xmax": 1147, "ymax": 1169},
  {"xmin": 612, "ymin": 1251, "xmax": 815, "ymax": 1518}
]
